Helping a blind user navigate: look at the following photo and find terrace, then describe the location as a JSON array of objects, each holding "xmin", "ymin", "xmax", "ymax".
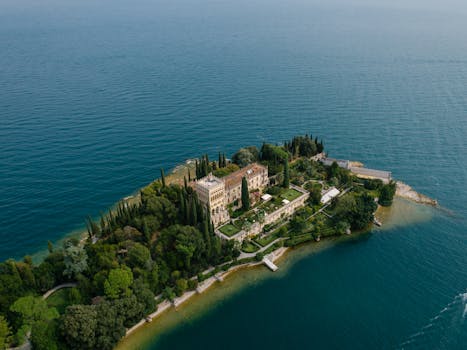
[
  {"xmin": 218, "ymin": 224, "xmax": 241, "ymax": 237},
  {"xmin": 217, "ymin": 185, "xmax": 309, "ymax": 241}
]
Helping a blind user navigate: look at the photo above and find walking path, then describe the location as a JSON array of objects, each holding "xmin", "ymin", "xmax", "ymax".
[
  {"xmin": 238, "ymin": 236, "xmax": 288, "ymax": 260},
  {"xmin": 42, "ymin": 282, "xmax": 77, "ymax": 300}
]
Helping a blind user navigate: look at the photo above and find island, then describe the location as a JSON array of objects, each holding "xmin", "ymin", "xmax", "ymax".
[{"xmin": 1, "ymin": 134, "xmax": 423, "ymax": 350}]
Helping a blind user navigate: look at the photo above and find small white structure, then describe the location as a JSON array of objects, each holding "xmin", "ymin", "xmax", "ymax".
[
  {"xmin": 282, "ymin": 199, "xmax": 290, "ymax": 205},
  {"xmin": 261, "ymin": 193, "xmax": 272, "ymax": 201},
  {"xmin": 321, "ymin": 187, "xmax": 340, "ymax": 204},
  {"xmin": 263, "ymin": 257, "xmax": 278, "ymax": 272}
]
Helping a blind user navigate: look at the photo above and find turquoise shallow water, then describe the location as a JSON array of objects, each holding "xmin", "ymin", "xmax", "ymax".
[{"xmin": 1, "ymin": 0, "xmax": 466, "ymax": 348}]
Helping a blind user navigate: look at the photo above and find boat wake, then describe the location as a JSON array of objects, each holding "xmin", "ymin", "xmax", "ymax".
[{"xmin": 397, "ymin": 291, "xmax": 467, "ymax": 349}]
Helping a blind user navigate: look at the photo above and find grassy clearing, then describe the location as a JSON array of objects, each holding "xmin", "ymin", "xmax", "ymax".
[
  {"xmin": 281, "ymin": 188, "xmax": 302, "ymax": 201},
  {"xmin": 241, "ymin": 241, "xmax": 259, "ymax": 253},
  {"xmin": 46, "ymin": 289, "xmax": 72, "ymax": 314},
  {"xmin": 219, "ymin": 224, "xmax": 241, "ymax": 237},
  {"xmin": 254, "ymin": 231, "xmax": 280, "ymax": 247}
]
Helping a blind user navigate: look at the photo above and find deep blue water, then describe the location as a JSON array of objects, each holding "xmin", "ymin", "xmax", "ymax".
[{"xmin": 1, "ymin": 0, "xmax": 466, "ymax": 348}]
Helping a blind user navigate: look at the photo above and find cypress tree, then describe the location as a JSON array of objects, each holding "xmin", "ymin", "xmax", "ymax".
[
  {"xmin": 202, "ymin": 215, "xmax": 212, "ymax": 259},
  {"xmin": 100, "ymin": 213, "xmax": 106, "ymax": 234},
  {"xmin": 196, "ymin": 199, "xmax": 204, "ymax": 223},
  {"xmin": 143, "ymin": 218, "xmax": 151, "ymax": 243},
  {"xmin": 317, "ymin": 139, "xmax": 324, "ymax": 153},
  {"xmin": 191, "ymin": 198, "xmax": 198, "ymax": 226},
  {"xmin": 206, "ymin": 206, "xmax": 213, "ymax": 231},
  {"xmin": 85, "ymin": 216, "xmax": 92, "ymax": 236},
  {"xmin": 218, "ymin": 152, "xmax": 222, "ymax": 168},
  {"xmin": 201, "ymin": 157, "xmax": 207, "ymax": 178},
  {"xmin": 241, "ymin": 177, "xmax": 250, "ymax": 211},
  {"xmin": 283, "ymin": 158, "xmax": 290, "ymax": 188},
  {"xmin": 108, "ymin": 210, "xmax": 115, "ymax": 230},
  {"xmin": 184, "ymin": 176, "xmax": 188, "ymax": 189},
  {"xmin": 179, "ymin": 191, "xmax": 186, "ymax": 222},
  {"xmin": 47, "ymin": 240, "xmax": 54, "ymax": 253},
  {"xmin": 160, "ymin": 168, "xmax": 166, "ymax": 187},
  {"xmin": 184, "ymin": 197, "xmax": 190, "ymax": 224},
  {"xmin": 188, "ymin": 169, "xmax": 191, "ymax": 182}
]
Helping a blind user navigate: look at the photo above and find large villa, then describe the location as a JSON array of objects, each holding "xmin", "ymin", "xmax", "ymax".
[
  {"xmin": 194, "ymin": 163, "xmax": 309, "ymax": 241},
  {"xmin": 194, "ymin": 163, "xmax": 269, "ymax": 226}
]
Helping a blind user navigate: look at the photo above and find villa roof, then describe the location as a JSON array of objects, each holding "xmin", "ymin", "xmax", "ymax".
[
  {"xmin": 196, "ymin": 174, "xmax": 224, "ymax": 189},
  {"xmin": 321, "ymin": 187, "xmax": 340, "ymax": 204},
  {"xmin": 223, "ymin": 163, "xmax": 267, "ymax": 189}
]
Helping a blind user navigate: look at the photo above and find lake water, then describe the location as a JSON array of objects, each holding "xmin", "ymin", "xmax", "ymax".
[{"xmin": 1, "ymin": 0, "xmax": 466, "ymax": 348}]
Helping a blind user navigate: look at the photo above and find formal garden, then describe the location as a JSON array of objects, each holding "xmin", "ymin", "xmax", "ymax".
[{"xmin": 218, "ymin": 186, "xmax": 306, "ymax": 239}]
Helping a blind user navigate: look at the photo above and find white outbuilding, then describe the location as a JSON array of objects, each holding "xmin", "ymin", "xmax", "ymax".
[{"xmin": 320, "ymin": 187, "xmax": 340, "ymax": 204}]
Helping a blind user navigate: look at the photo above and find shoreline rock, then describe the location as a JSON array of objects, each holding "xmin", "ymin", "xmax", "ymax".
[{"xmin": 395, "ymin": 181, "xmax": 438, "ymax": 206}]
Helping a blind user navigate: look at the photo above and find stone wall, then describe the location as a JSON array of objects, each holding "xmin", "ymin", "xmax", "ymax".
[{"xmin": 264, "ymin": 187, "xmax": 309, "ymax": 226}]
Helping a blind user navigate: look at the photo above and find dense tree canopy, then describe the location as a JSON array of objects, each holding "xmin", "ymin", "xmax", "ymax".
[
  {"xmin": 61, "ymin": 305, "xmax": 97, "ymax": 350},
  {"xmin": 212, "ymin": 163, "xmax": 240, "ymax": 178},
  {"xmin": 104, "ymin": 266, "xmax": 134, "ymax": 299},
  {"xmin": 10, "ymin": 296, "xmax": 59, "ymax": 345},
  {"xmin": 334, "ymin": 193, "xmax": 377, "ymax": 230},
  {"xmin": 0, "ymin": 316, "xmax": 11, "ymax": 350},
  {"xmin": 284, "ymin": 135, "xmax": 321, "ymax": 158},
  {"xmin": 232, "ymin": 146, "xmax": 259, "ymax": 167},
  {"xmin": 63, "ymin": 241, "xmax": 88, "ymax": 279},
  {"xmin": 379, "ymin": 182, "xmax": 396, "ymax": 206}
]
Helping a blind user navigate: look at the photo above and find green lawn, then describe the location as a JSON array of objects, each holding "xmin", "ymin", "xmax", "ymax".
[
  {"xmin": 219, "ymin": 224, "xmax": 241, "ymax": 237},
  {"xmin": 46, "ymin": 289, "xmax": 72, "ymax": 314},
  {"xmin": 241, "ymin": 242, "xmax": 259, "ymax": 253},
  {"xmin": 281, "ymin": 188, "xmax": 302, "ymax": 201},
  {"xmin": 254, "ymin": 231, "xmax": 280, "ymax": 247}
]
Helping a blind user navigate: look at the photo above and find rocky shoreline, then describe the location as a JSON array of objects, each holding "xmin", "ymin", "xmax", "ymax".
[{"xmin": 395, "ymin": 181, "xmax": 438, "ymax": 206}]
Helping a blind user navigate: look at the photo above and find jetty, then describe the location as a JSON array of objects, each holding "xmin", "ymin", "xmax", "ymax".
[{"xmin": 263, "ymin": 255, "xmax": 278, "ymax": 272}]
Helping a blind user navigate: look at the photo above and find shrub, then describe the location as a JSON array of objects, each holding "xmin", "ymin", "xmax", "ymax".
[{"xmin": 187, "ymin": 279, "xmax": 198, "ymax": 290}]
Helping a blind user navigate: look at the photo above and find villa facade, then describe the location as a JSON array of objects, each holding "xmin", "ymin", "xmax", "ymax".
[
  {"xmin": 224, "ymin": 163, "xmax": 269, "ymax": 204},
  {"xmin": 194, "ymin": 163, "xmax": 269, "ymax": 226}
]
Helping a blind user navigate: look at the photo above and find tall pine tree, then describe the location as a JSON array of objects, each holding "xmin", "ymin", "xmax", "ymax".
[{"xmin": 283, "ymin": 158, "xmax": 290, "ymax": 188}]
